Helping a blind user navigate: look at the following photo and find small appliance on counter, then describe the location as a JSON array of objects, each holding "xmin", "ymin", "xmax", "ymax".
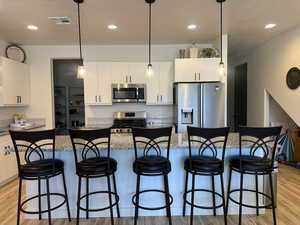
[
  {"xmin": 112, "ymin": 84, "xmax": 146, "ymax": 103},
  {"xmin": 10, "ymin": 114, "xmax": 35, "ymax": 130},
  {"xmin": 112, "ymin": 111, "xmax": 147, "ymax": 134}
]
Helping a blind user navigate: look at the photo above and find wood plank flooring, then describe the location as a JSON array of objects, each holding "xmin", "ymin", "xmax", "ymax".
[{"xmin": 1, "ymin": 164, "xmax": 300, "ymax": 225}]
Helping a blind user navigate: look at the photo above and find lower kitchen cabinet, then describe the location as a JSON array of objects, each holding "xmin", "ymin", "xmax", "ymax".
[
  {"xmin": 146, "ymin": 61, "xmax": 174, "ymax": 105},
  {"xmin": 0, "ymin": 135, "xmax": 18, "ymax": 186}
]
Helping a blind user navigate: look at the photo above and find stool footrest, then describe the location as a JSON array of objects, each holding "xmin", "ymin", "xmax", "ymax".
[
  {"xmin": 183, "ymin": 189, "xmax": 225, "ymax": 209},
  {"xmin": 228, "ymin": 188, "xmax": 273, "ymax": 209},
  {"xmin": 20, "ymin": 193, "xmax": 67, "ymax": 214},
  {"xmin": 78, "ymin": 191, "xmax": 119, "ymax": 212},
  {"xmin": 132, "ymin": 189, "xmax": 173, "ymax": 211}
]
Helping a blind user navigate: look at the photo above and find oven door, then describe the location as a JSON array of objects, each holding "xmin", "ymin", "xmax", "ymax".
[{"xmin": 112, "ymin": 84, "xmax": 138, "ymax": 103}]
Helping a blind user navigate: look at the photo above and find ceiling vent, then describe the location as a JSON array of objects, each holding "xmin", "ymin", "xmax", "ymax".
[{"xmin": 48, "ymin": 16, "xmax": 71, "ymax": 25}]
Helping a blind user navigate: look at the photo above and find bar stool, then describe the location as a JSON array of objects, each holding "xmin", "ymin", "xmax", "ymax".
[
  {"xmin": 182, "ymin": 126, "xmax": 230, "ymax": 225},
  {"xmin": 226, "ymin": 126, "xmax": 282, "ymax": 225},
  {"xmin": 69, "ymin": 128, "xmax": 120, "ymax": 225},
  {"xmin": 9, "ymin": 129, "xmax": 71, "ymax": 225},
  {"xmin": 131, "ymin": 127, "xmax": 173, "ymax": 225}
]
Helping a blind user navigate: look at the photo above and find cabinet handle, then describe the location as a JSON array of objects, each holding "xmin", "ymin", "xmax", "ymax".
[
  {"xmin": 126, "ymin": 76, "xmax": 128, "ymax": 83},
  {"xmin": 20, "ymin": 96, "xmax": 22, "ymax": 103},
  {"xmin": 95, "ymin": 96, "xmax": 97, "ymax": 103},
  {"xmin": 194, "ymin": 73, "xmax": 197, "ymax": 81},
  {"xmin": 130, "ymin": 76, "xmax": 132, "ymax": 83},
  {"xmin": 157, "ymin": 95, "xmax": 159, "ymax": 102},
  {"xmin": 198, "ymin": 73, "xmax": 201, "ymax": 80},
  {"xmin": 99, "ymin": 96, "xmax": 101, "ymax": 103}
]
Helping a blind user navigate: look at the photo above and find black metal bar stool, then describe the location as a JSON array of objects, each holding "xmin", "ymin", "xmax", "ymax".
[
  {"xmin": 69, "ymin": 128, "xmax": 120, "ymax": 225},
  {"xmin": 131, "ymin": 127, "xmax": 173, "ymax": 225},
  {"xmin": 225, "ymin": 126, "xmax": 282, "ymax": 225},
  {"xmin": 182, "ymin": 126, "xmax": 230, "ymax": 225},
  {"xmin": 9, "ymin": 129, "xmax": 71, "ymax": 225}
]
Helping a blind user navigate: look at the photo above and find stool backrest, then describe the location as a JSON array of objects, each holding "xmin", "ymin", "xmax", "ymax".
[
  {"xmin": 69, "ymin": 128, "xmax": 111, "ymax": 164},
  {"xmin": 9, "ymin": 129, "xmax": 56, "ymax": 172},
  {"xmin": 238, "ymin": 126, "xmax": 282, "ymax": 166},
  {"xmin": 131, "ymin": 127, "xmax": 172, "ymax": 160},
  {"xmin": 187, "ymin": 126, "xmax": 230, "ymax": 161}
]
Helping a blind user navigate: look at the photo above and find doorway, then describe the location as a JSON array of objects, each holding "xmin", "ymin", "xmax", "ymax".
[
  {"xmin": 53, "ymin": 59, "xmax": 85, "ymax": 134},
  {"xmin": 234, "ymin": 63, "xmax": 247, "ymax": 131}
]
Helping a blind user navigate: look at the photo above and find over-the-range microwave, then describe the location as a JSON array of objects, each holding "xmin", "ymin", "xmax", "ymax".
[{"xmin": 112, "ymin": 84, "xmax": 146, "ymax": 103}]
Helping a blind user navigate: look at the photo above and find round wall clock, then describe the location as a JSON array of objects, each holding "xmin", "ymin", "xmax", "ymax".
[
  {"xmin": 286, "ymin": 67, "xmax": 300, "ymax": 90},
  {"xmin": 5, "ymin": 44, "xmax": 26, "ymax": 63}
]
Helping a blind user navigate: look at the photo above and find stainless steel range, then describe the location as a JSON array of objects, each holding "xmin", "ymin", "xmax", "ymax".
[{"xmin": 112, "ymin": 111, "xmax": 147, "ymax": 133}]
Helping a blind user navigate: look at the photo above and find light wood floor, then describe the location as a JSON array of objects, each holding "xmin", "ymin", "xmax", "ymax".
[{"xmin": 1, "ymin": 164, "xmax": 300, "ymax": 225}]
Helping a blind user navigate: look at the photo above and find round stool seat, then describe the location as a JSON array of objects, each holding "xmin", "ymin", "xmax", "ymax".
[
  {"xmin": 229, "ymin": 155, "xmax": 273, "ymax": 173},
  {"xmin": 184, "ymin": 156, "xmax": 223, "ymax": 174},
  {"xmin": 20, "ymin": 159, "xmax": 64, "ymax": 178},
  {"xmin": 77, "ymin": 157, "xmax": 117, "ymax": 176},
  {"xmin": 133, "ymin": 156, "xmax": 171, "ymax": 175}
]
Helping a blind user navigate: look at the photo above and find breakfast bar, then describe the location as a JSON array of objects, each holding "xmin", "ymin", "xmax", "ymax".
[{"xmin": 24, "ymin": 133, "xmax": 265, "ymax": 219}]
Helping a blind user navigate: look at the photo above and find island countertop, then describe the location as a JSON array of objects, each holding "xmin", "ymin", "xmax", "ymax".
[{"xmin": 55, "ymin": 132, "xmax": 240, "ymax": 151}]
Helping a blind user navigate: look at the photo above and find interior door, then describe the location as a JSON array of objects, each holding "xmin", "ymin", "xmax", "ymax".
[
  {"xmin": 234, "ymin": 63, "xmax": 247, "ymax": 131},
  {"xmin": 84, "ymin": 62, "xmax": 99, "ymax": 104}
]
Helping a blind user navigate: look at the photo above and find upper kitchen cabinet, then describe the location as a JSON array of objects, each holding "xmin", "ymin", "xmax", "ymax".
[
  {"xmin": 146, "ymin": 61, "xmax": 174, "ymax": 105},
  {"xmin": 84, "ymin": 62, "xmax": 112, "ymax": 105},
  {"xmin": 175, "ymin": 58, "xmax": 220, "ymax": 82},
  {"xmin": 0, "ymin": 57, "xmax": 30, "ymax": 106},
  {"xmin": 110, "ymin": 62, "xmax": 146, "ymax": 84}
]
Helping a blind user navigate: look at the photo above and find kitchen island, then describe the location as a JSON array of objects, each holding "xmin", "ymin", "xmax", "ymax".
[{"xmin": 25, "ymin": 132, "xmax": 265, "ymax": 219}]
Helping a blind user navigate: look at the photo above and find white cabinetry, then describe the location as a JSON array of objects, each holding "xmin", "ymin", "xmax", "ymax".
[
  {"xmin": 0, "ymin": 135, "xmax": 18, "ymax": 185},
  {"xmin": 146, "ymin": 62, "xmax": 174, "ymax": 105},
  {"xmin": 175, "ymin": 58, "xmax": 220, "ymax": 82},
  {"xmin": 0, "ymin": 57, "xmax": 30, "ymax": 106},
  {"xmin": 84, "ymin": 62, "xmax": 112, "ymax": 105},
  {"xmin": 110, "ymin": 62, "xmax": 146, "ymax": 84}
]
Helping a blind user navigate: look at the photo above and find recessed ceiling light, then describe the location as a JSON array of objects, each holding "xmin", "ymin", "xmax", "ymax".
[
  {"xmin": 187, "ymin": 24, "xmax": 197, "ymax": 30},
  {"xmin": 265, "ymin": 24, "xmax": 277, "ymax": 29},
  {"xmin": 27, "ymin": 25, "xmax": 38, "ymax": 30},
  {"xmin": 108, "ymin": 24, "xmax": 118, "ymax": 30}
]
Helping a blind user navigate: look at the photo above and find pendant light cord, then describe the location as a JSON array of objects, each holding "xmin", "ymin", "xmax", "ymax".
[
  {"xmin": 77, "ymin": 2, "xmax": 83, "ymax": 65},
  {"xmin": 220, "ymin": 1, "xmax": 223, "ymax": 63},
  {"xmin": 148, "ymin": 2, "xmax": 152, "ymax": 65}
]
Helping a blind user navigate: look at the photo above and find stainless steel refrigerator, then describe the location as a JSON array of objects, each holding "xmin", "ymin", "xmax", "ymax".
[{"xmin": 174, "ymin": 82, "xmax": 225, "ymax": 133}]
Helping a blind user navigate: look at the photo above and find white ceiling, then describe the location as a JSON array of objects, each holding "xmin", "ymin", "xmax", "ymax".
[{"xmin": 0, "ymin": 0, "xmax": 300, "ymax": 56}]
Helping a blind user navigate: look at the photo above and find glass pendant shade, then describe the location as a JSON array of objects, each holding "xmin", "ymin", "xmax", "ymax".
[
  {"xmin": 146, "ymin": 64, "xmax": 154, "ymax": 77},
  {"xmin": 77, "ymin": 64, "xmax": 86, "ymax": 79},
  {"xmin": 218, "ymin": 62, "xmax": 225, "ymax": 76}
]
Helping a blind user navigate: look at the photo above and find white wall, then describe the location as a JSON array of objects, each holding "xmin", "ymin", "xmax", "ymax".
[
  {"xmin": 231, "ymin": 25, "xmax": 300, "ymax": 127},
  {"xmin": 23, "ymin": 44, "xmax": 214, "ymax": 128}
]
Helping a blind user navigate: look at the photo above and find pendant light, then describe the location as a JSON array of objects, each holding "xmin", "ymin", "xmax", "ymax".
[
  {"xmin": 145, "ymin": 0, "xmax": 156, "ymax": 77},
  {"xmin": 74, "ymin": 0, "xmax": 86, "ymax": 79},
  {"xmin": 217, "ymin": 0, "xmax": 226, "ymax": 77}
]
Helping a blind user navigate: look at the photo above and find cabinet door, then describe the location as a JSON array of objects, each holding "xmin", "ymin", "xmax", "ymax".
[
  {"xmin": 175, "ymin": 59, "xmax": 199, "ymax": 82},
  {"xmin": 128, "ymin": 62, "xmax": 146, "ymax": 84},
  {"xmin": 84, "ymin": 62, "xmax": 99, "ymax": 105},
  {"xmin": 2, "ymin": 58, "xmax": 25, "ymax": 105},
  {"xmin": 18, "ymin": 63, "xmax": 30, "ymax": 105},
  {"xmin": 198, "ymin": 58, "xmax": 220, "ymax": 82},
  {"xmin": 110, "ymin": 62, "xmax": 128, "ymax": 84},
  {"xmin": 159, "ymin": 62, "xmax": 174, "ymax": 105},
  {"xmin": 98, "ymin": 62, "xmax": 112, "ymax": 105},
  {"xmin": 146, "ymin": 62, "xmax": 160, "ymax": 105}
]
